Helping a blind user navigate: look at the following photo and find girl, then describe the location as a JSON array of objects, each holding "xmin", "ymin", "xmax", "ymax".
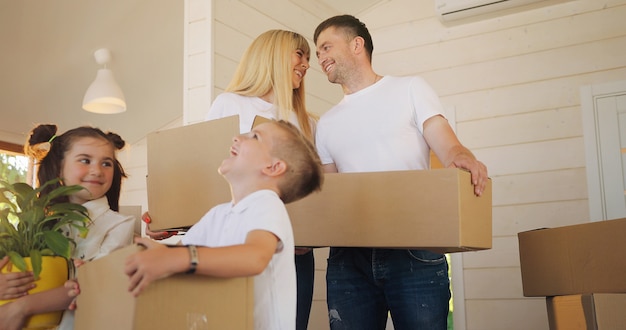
[{"xmin": 0, "ymin": 124, "xmax": 135, "ymax": 330}]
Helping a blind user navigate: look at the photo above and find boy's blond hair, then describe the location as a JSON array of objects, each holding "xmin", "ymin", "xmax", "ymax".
[{"xmin": 268, "ymin": 120, "xmax": 323, "ymax": 204}]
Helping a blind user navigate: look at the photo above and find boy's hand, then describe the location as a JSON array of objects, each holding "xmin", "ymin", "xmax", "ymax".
[
  {"xmin": 125, "ymin": 237, "xmax": 174, "ymax": 297},
  {"xmin": 0, "ymin": 256, "xmax": 36, "ymax": 300},
  {"xmin": 142, "ymin": 212, "xmax": 178, "ymax": 240}
]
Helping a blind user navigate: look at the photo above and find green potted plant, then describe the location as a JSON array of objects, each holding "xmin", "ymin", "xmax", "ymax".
[{"xmin": 0, "ymin": 178, "xmax": 91, "ymax": 327}]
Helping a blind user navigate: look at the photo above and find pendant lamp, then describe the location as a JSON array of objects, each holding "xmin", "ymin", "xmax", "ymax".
[{"xmin": 82, "ymin": 48, "xmax": 126, "ymax": 114}]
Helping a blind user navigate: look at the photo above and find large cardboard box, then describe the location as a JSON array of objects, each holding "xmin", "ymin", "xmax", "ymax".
[
  {"xmin": 286, "ymin": 168, "xmax": 492, "ymax": 252},
  {"xmin": 74, "ymin": 245, "xmax": 254, "ymax": 330},
  {"xmin": 518, "ymin": 218, "xmax": 626, "ymax": 297},
  {"xmin": 546, "ymin": 294, "xmax": 626, "ymax": 330},
  {"xmin": 147, "ymin": 116, "xmax": 492, "ymax": 252}
]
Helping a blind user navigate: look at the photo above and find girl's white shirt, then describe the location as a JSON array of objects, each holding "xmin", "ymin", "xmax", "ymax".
[{"xmin": 58, "ymin": 196, "xmax": 135, "ymax": 330}]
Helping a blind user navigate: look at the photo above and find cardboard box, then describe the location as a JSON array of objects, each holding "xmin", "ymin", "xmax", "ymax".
[
  {"xmin": 518, "ymin": 218, "xmax": 626, "ymax": 297},
  {"xmin": 147, "ymin": 116, "xmax": 492, "ymax": 252},
  {"xmin": 147, "ymin": 115, "xmax": 239, "ymax": 231},
  {"xmin": 119, "ymin": 205, "xmax": 142, "ymax": 236},
  {"xmin": 547, "ymin": 294, "xmax": 626, "ymax": 329},
  {"xmin": 286, "ymin": 168, "xmax": 492, "ymax": 252},
  {"xmin": 74, "ymin": 245, "xmax": 254, "ymax": 330}
]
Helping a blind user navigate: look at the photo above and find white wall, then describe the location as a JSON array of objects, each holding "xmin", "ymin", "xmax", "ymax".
[{"xmin": 119, "ymin": 0, "xmax": 626, "ymax": 329}]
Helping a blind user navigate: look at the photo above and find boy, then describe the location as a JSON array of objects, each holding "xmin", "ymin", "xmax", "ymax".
[{"xmin": 124, "ymin": 120, "xmax": 323, "ymax": 330}]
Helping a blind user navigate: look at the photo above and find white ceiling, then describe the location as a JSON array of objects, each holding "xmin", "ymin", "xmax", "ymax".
[{"xmin": 0, "ymin": 1, "xmax": 183, "ymax": 144}]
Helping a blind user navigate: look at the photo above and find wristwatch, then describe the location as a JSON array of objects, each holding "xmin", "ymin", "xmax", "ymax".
[{"xmin": 186, "ymin": 245, "xmax": 198, "ymax": 274}]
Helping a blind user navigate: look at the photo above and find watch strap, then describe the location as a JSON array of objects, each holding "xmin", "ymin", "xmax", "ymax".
[{"xmin": 186, "ymin": 245, "xmax": 198, "ymax": 274}]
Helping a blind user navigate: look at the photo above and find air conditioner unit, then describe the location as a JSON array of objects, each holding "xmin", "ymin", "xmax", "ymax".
[{"xmin": 435, "ymin": 0, "xmax": 547, "ymax": 22}]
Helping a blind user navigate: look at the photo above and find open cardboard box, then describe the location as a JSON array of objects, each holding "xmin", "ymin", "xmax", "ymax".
[
  {"xmin": 74, "ymin": 245, "xmax": 254, "ymax": 330},
  {"xmin": 518, "ymin": 218, "xmax": 626, "ymax": 297},
  {"xmin": 546, "ymin": 294, "xmax": 626, "ymax": 330},
  {"xmin": 147, "ymin": 115, "xmax": 492, "ymax": 252}
]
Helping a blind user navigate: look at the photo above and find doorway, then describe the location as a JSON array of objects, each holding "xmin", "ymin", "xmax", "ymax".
[{"xmin": 581, "ymin": 80, "xmax": 626, "ymax": 221}]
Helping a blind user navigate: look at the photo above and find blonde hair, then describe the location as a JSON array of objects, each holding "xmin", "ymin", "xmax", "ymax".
[{"xmin": 226, "ymin": 30, "xmax": 316, "ymax": 140}]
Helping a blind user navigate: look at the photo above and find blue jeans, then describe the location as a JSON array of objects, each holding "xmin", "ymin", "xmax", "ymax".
[
  {"xmin": 295, "ymin": 249, "xmax": 315, "ymax": 330},
  {"xmin": 326, "ymin": 247, "xmax": 450, "ymax": 330}
]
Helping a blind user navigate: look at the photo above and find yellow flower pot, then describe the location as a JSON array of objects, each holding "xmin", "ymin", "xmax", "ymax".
[{"xmin": 0, "ymin": 256, "xmax": 69, "ymax": 329}]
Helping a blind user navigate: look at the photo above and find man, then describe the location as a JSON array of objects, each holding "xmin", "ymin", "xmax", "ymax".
[{"xmin": 314, "ymin": 15, "xmax": 488, "ymax": 330}]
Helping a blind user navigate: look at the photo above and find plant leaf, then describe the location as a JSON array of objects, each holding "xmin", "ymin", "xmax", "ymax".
[
  {"xmin": 42, "ymin": 184, "xmax": 85, "ymax": 206},
  {"xmin": 12, "ymin": 182, "xmax": 36, "ymax": 211},
  {"xmin": 30, "ymin": 249, "xmax": 42, "ymax": 280},
  {"xmin": 71, "ymin": 224, "xmax": 90, "ymax": 239},
  {"xmin": 42, "ymin": 230, "xmax": 72, "ymax": 259},
  {"xmin": 7, "ymin": 251, "xmax": 27, "ymax": 272},
  {"xmin": 0, "ymin": 189, "xmax": 16, "ymax": 212}
]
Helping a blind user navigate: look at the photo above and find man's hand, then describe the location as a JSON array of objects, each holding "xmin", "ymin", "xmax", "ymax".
[{"xmin": 448, "ymin": 152, "xmax": 488, "ymax": 196}]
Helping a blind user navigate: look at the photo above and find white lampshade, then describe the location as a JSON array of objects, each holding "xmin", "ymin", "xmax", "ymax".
[{"xmin": 82, "ymin": 48, "xmax": 126, "ymax": 114}]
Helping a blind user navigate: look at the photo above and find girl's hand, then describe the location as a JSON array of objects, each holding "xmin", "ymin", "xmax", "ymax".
[
  {"xmin": 65, "ymin": 279, "xmax": 81, "ymax": 311},
  {"xmin": 0, "ymin": 256, "xmax": 36, "ymax": 300},
  {"xmin": 142, "ymin": 212, "xmax": 178, "ymax": 240}
]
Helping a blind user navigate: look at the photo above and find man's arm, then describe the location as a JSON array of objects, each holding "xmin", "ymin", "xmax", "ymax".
[{"xmin": 423, "ymin": 115, "xmax": 488, "ymax": 196}]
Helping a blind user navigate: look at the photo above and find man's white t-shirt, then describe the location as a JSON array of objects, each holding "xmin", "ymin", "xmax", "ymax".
[{"xmin": 316, "ymin": 76, "xmax": 444, "ymax": 172}]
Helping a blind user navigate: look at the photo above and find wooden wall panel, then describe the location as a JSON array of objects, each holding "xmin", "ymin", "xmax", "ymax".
[
  {"xmin": 457, "ymin": 107, "xmax": 582, "ymax": 149},
  {"xmin": 444, "ymin": 67, "xmax": 626, "ymax": 122},
  {"xmin": 465, "ymin": 298, "xmax": 548, "ymax": 330},
  {"xmin": 369, "ymin": 0, "xmax": 622, "ymax": 54},
  {"xmin": 492, "ymin": 200, "xmax": 589, "ymax": 236},
  {"xmin": 475, "ymin": 138, "xmax": 586, "ymax": 176},
  {"xmin": 213, "ymin": 22, "xmax": 251, "ymax": 61},
  {"xmin": 376, "ymin": 5, "xmax": 626, "ymax": 74},
  {"xmin": 493, "ymin": 168, "xmax": 588, "ymax": 205},
  {"xmin": 464, "ymin": 267, "xmax": 524, "ymax": 298},
  {"xmin": 421, "ymin": 37, "xmax": 626, "ymax": 96}
]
